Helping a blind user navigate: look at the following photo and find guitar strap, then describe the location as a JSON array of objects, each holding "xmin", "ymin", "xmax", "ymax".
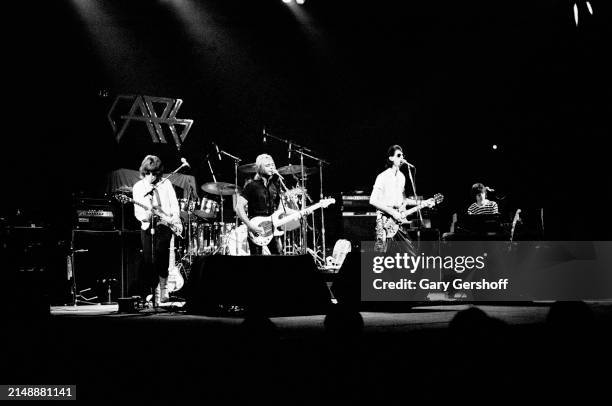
[{"xmin": 153, "ymin": 187, "xmax": 162, "ymax": 213}]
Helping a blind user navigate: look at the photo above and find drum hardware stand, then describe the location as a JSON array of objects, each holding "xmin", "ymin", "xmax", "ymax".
[
  {"xmin": 215, "ymin": 145, "xmax": 243, "ymax": 255},
  {"xmin": 289, "ymin": 144, "xmax": 330, "ymax": 266},
  {"xmin": 184, "ymin": 185, "xmax": 197, "ymax": 264},
  {"xmin": 276, "ymin": 172, "xmax": 294, "ymax": 255},
  {"xmin": 205, "ymin": 155, "xmax": 221, "ymax": 254}
]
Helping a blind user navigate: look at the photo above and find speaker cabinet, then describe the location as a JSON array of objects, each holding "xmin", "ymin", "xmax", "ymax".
[
  {"xmin": 71, "ymin": 230, "xmax": 121, "ymax": 302},
  {"xmin": 186, "ymin": 255, "xmax": 332, "ymax": 316},
  {"xmin": 341, "ymin": 214, "xmax": 377, "ymax": 247}
]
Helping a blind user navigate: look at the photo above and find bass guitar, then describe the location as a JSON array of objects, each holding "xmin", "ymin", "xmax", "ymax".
[
  {"xmin": 248, "ymin": 198, "xmax": 335, "ymax": 247},
  {"xmin": 380, "ymin": 193, "xmax": 444, "ymax": 238},
  {"xmin": 114, "ymin": 194, "xmax": 183, "ymax": 237}
]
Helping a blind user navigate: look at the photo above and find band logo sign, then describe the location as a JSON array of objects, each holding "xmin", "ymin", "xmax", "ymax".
[{"xmin": 108, "ymin": 95, "xmax": 194, "ymax": 150}]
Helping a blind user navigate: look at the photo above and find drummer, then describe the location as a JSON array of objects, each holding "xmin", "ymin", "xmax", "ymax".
[{"xmin": 235, "ymin": 154, "xmax": 284, "ymax": 255}]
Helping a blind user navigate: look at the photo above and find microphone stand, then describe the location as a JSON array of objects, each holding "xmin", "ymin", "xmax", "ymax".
[
  {"xmin": 404, "ymin": 164, "xmax": 423, "ymax": 252},
  {"xmin": 205, "ymin": 155, "xmax": 219, "ymax": 253},
  {"xmin": 185, "ymin": 185, "xmax": 193, "ymax": 265},
  {"xmin": 217, "ymin": 146, "xmax": 242, "ymax": 255}
]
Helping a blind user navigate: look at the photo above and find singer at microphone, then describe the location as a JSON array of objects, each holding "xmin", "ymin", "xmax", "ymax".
[
  {"xmin": 368, "ymin": 145, "xmax": 420, "ymax": 255},
  {"xmin": 234, "ymin": 153, "xmax": 284, "ymax": 256},
  {"xmin": 132, "ymin": 154, "xmax": 182, "ymax": 305}
]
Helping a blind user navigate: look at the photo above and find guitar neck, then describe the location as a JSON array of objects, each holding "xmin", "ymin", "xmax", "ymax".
[
  {"xmin": 403, "ymin": 205, "xmax": 424, "ymax": 217},
  {"xmin": 276, "ymin": 202, "xmax": 326, "ymax": 227},
  {"xmin": 131, "ymin": 199, "xmax": 148, "ymax": 210},
  {"xmin": 130, "ymin": 198, "xmax": 170, "ymax": 217}
]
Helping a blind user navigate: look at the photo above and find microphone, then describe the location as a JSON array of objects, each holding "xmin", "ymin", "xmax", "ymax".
[
  {"xmin": 213, "ymin": 142, "xmax": 222, "ymax": 160},
  {"xmin": 486, "ymin": 186, "xmax": 495, "ymax": 192},
  {"xmin": 180, "ymin": 157, "xmax": 190, "ymax": 168},
  {"xmin": 273, "ymin": 168, "xmax": 284, "ymax": 180},
  {"xmin": 401, "ymin": 158, "xmax": 415, "ymax": 168}
]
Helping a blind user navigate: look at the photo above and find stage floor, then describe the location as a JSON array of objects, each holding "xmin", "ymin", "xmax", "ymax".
[{"xmin": 49, "ymin": 300, "xmax": 612, "ymax": 334}]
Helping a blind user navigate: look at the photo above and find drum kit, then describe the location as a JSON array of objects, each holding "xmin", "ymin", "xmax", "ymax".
[
  {"xmin": 175, "ymin": 163, "xmax": 320, "ymax": 259},
  {"xmin": 176, "ymin": 181, "xmax": 242, "ymax": 260}
]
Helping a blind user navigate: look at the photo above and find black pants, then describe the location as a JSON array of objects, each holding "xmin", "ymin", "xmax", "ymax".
[
  {"xmin": 248, "ymin": 236, "xmax": 282, "ymax": 255},
  {"xmin": 140, "ymin": 226, "xmax": 172, "ymax": 296}
]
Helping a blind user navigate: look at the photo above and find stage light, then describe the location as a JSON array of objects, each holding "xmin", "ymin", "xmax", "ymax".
[
  {"xmin": 492, "ymin": 144, "xmax": 498, "ymax": 150},
  {"xmin": 573, "ymin": 1, "xmax": 594, "ymax": 27},
  {"xmin": 573, "ymin": 3, "xmax": 579, "ymax": 26},
  {"xmin": 296, "ymin": 0, "xmax": 306, "ymax": 4},
  {"xmin": 282, "ymin": 0, "xmax": 292, "ymax": 3}
]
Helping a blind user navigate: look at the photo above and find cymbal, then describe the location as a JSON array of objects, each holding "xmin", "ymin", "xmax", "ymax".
[
  {"xmin": 284, "ymin": 186, "xmax": 307, "ymax": 196},
  {"xmin": 277, "ymin": 164, "xmax": 318, "ymax": 176},
  {"xmin": 238, "ymin": 163, "xmax": 258, "ymax": 174},
  {"xmin": 201, "ymin": 181, "xmax": 241, "ymax": 196}
]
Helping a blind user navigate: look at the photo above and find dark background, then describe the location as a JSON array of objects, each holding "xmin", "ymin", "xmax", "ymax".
[{"xmin": 4, "ymin": 0, "xmax": 611, "ymax": 239}]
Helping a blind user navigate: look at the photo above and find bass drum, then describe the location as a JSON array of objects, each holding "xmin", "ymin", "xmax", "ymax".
[{"xmin": 224, "ymin": 224, "xmax": 270, "ymax": 256}]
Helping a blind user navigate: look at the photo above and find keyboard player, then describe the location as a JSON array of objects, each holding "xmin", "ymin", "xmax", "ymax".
[{"xmin": 467, "ymin": 183, "xmax": 498, "ymax": 215}]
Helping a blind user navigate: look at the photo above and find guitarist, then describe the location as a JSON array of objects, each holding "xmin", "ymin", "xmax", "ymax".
[
  {"xmin": 369, "ymin": 145, "xmax": 425, "ymax": 253},
  {"xmin": 235, "ymin": 154, "xmax": 284, "ymax": 255},
  {"xmin": 132, "ymin": 155, "xmax": 181, "ymax": 304}
]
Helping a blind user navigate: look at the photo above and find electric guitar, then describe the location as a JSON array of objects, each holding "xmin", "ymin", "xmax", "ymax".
[
  {"xmin": 509, "ymin": 208, "xmax": 522, "ymax": 243},
  {"xmin": 166, "ymin": 235, "xmax": 184, "ymax": 293},
  {"xmin": 380, "ymin": 193, "xmax": 444, "ymax": 238},
  {"xmin": 114, "ymin": 194, "xmax": 183, "ymax": 237},
  {"xmin": 248, "ymin": 198, "xmax": 335, "ymax": 247}
]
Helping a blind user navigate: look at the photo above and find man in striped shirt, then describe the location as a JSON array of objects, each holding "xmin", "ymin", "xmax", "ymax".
[{"xmin": 467, "ymin": 183, "xmax": 498, "ymax": 215}]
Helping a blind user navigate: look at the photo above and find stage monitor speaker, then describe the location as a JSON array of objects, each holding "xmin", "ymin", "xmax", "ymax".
[
  {"xmin": 186, "ymin": 255, "xmax": 332, "ymax": 316},
  {"xmin": 331, "ymin": 252, "xmax": 423, "ymax": 311}
]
